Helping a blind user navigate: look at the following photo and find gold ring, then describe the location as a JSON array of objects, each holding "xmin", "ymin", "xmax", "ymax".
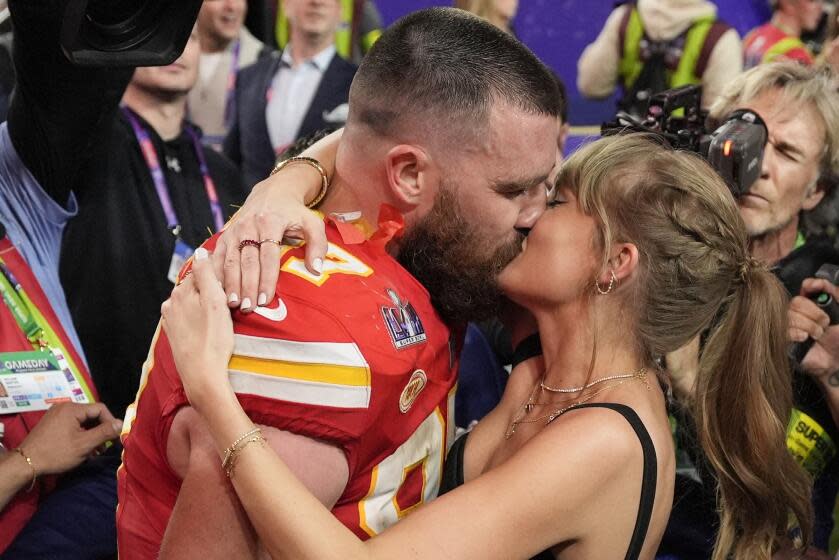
[{"xmin": 259, "ymin": 239, "xmax": 283, "ymax": 247}]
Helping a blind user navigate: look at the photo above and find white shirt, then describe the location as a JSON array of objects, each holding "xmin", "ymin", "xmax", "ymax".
[{"xmin": 266, "ymin": 44, "xmax": 335, "ymax": 154}]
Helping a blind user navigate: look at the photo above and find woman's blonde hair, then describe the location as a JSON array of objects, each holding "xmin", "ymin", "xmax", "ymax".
[{"xmin": 558, "ymin": 134, "xmax": 813, "ymax": 559}]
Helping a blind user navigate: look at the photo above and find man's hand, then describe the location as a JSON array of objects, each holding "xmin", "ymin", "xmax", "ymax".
[
  {"xmin": 789, "ymin": 278, "xmax": 839, "ymax": 377},
  {"xmin": 20, "ymin": 402, "xmax": 122, "ymax": 476}
]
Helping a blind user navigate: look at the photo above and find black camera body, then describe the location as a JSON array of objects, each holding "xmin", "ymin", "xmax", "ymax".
[
  {"xmin": 60, "ymin": 0, "xmax": 203, "ymax": 67},
  {"xmin": 791, "ymin": 264, "xmax": 839, "ymax": 364},
  {"xmin": 602, "ymin": 85, "xmax": 768, "ymax": 198}
]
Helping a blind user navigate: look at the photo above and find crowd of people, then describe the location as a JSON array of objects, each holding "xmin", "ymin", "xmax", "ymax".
[{"xmin": 0, "ymin": 0, "xmax": 838, "ymax": 559}]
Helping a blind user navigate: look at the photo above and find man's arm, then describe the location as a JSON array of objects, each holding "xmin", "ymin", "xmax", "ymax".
[
  {"xmin": 6, "ymin": 0, "xmax": 133, "ymax": 206},
  {"xmin": 160, "ymin": 406, "xmax": 349, "ymax": 559}
]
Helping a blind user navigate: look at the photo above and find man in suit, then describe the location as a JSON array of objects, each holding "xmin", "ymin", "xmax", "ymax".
[{"xmin": 225, "ymin": 0, "xmax": 356, "ymax": 189}]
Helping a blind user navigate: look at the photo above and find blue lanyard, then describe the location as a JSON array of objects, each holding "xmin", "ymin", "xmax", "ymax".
[{"xmin": 122, "ymin": 107, "xmax": 225, "ymax": 234}]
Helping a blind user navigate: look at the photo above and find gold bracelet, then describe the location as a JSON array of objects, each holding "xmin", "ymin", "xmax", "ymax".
[
  {"xmin": 223, "ymin": 433, "xmax": 266, "ymax": 479},
  {"xmin": 270, "ymin": 156, "xmax": 330, "ymax": 209},
  {"xmin": 221, "ymin": 427, "xmax": 261, "ymax": 472},
  {"xmin": 13, "ymin": 447, "xmax": 37, "ymax": 492}
]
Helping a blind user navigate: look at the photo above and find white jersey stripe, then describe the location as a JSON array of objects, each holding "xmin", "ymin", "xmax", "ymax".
[
  {"xmin": 233, "ymin": 334, "xmax": 368, "ymax": 368},
  {"xmin": 229, "ymin": 368, "xmax": 371, "ymax": 409}
]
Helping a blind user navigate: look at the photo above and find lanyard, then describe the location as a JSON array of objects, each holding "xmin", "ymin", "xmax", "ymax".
[
  {"xmin": 122, "ymin": 107, "xmax": 225, "ymax": 235},
  {"xmin": 0, "ymin": 260, "xmax": 47, "ymax": 350},
  {"xmin": 223, "ymin": 39, "xmax": 241, "ymax": 131}
]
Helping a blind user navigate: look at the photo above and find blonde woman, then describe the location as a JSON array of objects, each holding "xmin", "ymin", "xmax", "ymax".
[{"xmin": 162, "ymin": 134, "xmax": 810, "ymax": 559}]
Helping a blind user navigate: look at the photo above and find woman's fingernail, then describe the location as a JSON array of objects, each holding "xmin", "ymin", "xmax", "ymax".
[
  {"xmin": 228, "ymin": 293, "xmax": 239, "ymax": 305},
  {"xmin": 257, "ymin": 293, "xmax": 267, "ymax": 306},
  {"xmin": 194, "ymin": 247, "xmax": 209, "ymax": 261},
  {"xmin": 313, "ymin": 258, "xmax": 323, "ymax": 274},
  {"xmin": 241, "ymin": 297, "xmax": 252, "ymax": 311}
]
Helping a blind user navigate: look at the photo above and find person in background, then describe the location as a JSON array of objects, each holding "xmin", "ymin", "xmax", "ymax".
[
  {"xmin": 60, "ymin": 28, "xmax": 246, "ymax": 425},
  {"xmin": 224, "ymin": 0, "xmax": 355, "ymax": 189},
  {"xmin": 0, "ymin": 0, "xmax": 133, "ymax": 555},
  {"xmin": 743, "ymin": 0, "xmax": 823, "ymax": 68},
  {"xmin": 189, "ymin": 0, "xmax": 272, "ymax": 151},
  {"xmin": 275, "ymin": 0, "xmax": 381, "ymax": 63},
  {"xmin": 453, "ymin": 0, "xmax": 518, "ymax": 35},
  {"xmin": 577, "ymin": 0, "xmax": 742, "ymax": 113},
  {"xmin": 660, "ymin": 62, "xmax": 839, "ymax": 559},
  {"xmin": 818, "ymin": 4, "xmax": 839, "ymax": 75}
]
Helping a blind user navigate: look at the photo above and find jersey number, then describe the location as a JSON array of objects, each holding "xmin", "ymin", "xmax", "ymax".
[
  {"xmin": 281, "ymin": 243, "xmax": 373, "ymax": 287},
  {"xmin": 358, "ymin": 390, "xmax": 456, "ymax": 536}
]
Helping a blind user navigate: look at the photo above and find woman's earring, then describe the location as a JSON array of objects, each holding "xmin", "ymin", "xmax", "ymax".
[{"xmin": 595, "ymin": 269, "xmax": 617, "ymax": 295}]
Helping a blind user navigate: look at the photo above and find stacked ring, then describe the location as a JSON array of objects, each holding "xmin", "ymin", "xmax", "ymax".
[
  {"xmin": 238, "ymin": 239, "xmax": 261, "ymax": 251},
  {"xmin": 259, "ymin": 239, "xmax": 283, "ymax": 248}
]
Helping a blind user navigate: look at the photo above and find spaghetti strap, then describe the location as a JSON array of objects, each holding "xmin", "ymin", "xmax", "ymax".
[{"xmin": 562, "ymin": 403, "xmax": 658, "ymax": 560}]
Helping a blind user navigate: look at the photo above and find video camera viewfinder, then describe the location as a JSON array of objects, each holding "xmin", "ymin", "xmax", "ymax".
[
  {"xmin": 60, "ymin": 0, "xmax": 202, "ymax": 67},
  {"xmin": 602, "ymin": 85, "xmax": 768, "ymax": 198}
]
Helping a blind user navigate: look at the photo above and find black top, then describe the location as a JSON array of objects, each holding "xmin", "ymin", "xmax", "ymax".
[
  {"xmin": 440, "ymin": 403, "xmax": 658, "ymax": 560},
  {"xmin": 59, "ymin": 112, "xmax": 245, "ymax": 418}
]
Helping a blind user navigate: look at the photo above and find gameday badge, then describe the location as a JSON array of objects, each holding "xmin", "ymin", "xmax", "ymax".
[
  {"xmin": 399, "ymin": 369, "xmax": 427, "ymax": 413},
  {"xmin": 381, "ymin": 289, "xmax": 427, "ymax": 349}
]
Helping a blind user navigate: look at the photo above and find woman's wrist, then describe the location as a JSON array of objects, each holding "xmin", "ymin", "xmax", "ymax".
[{"xmin": 1, "ymin": 448, "xmax": 35, "ymax": 492}]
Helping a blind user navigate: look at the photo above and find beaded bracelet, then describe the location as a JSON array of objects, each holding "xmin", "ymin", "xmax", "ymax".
[{"xmin": 270, "ymin": 156, "xmax": 330, "ymax": 209}]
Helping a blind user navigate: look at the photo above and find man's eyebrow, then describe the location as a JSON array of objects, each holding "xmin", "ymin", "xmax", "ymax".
[
  {"xmin": 773, "ymin": 140, "xmax": 805, "ymax": 158},
  {"xmin": 491, "ymin": 172, "xmax": 552, "ymax": 194}
]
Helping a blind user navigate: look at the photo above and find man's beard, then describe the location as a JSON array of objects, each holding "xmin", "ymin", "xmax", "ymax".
[{"xmin": 397, "ymin": 186, "xmax": 525, "ymax": 326}]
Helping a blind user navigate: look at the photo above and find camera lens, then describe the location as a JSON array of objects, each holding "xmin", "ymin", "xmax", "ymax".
[
  {"xmin": 85, "ymin": 0, "xmax": 142, "ymax": 27},
  {"xmin": 81, "ymin": 0, "xmax": 168, "ymax": 51}
]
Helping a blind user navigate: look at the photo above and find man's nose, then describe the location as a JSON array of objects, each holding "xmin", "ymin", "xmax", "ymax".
[{"xmin": 516, "ymin": 189, "xmax": 546, "ymax": 229}]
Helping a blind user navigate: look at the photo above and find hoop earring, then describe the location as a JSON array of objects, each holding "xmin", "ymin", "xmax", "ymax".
[{"xmin": 595, "ymin": 270, "xmax": 617, "ymax": 295}]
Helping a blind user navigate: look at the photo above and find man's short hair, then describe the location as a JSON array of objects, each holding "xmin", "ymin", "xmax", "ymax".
[
  {"xmin": 347, "ymin": 7, "xmax": 560, "ymax": 139},
  {"xmin": 708, "ymin": 61, "xmax": 839, "ymax": 178}
]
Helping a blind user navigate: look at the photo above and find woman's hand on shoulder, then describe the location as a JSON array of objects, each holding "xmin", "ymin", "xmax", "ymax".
[{"xmin": 162, "ymin": 248, "xmax": 235, "ymax": 413}]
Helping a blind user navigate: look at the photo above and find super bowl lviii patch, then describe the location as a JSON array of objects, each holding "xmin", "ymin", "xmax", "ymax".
[{"xmin": 381, "ymin": 288, "xmax": 427, "ymax": 349}]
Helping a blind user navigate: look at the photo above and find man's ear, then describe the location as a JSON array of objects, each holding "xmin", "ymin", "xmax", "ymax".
[
  {"xmin": 802, "ymin": 175, "xmax": 827, "ymax": 212},
  {"xmin": 384, "ymin": 144, "xmax": 434, "ymax": 210},
  {"xmin": 597, "ymin": 243, "xmax": 639, "ymax": 288}
]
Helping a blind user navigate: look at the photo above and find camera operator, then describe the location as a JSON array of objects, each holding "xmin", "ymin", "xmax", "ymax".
[{"xmin": 660, "ymin": 61, "xmax": 839, "ymax": 559}]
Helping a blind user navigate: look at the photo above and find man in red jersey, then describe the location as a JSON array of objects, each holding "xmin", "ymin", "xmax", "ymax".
[
  {"xmin": 744, "ymin": 0, "xmax": 823, "ymax": 68},
  {"xmin": 117, "ymin": 8, "xmax": 562, "ymax": 558}
]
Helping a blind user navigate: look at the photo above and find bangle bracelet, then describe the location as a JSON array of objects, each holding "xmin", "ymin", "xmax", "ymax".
[
  {"xmin": 270, "ymin": 156, "xmax": 330, "ymax": 209},
  {"xmin": 222, "ymin": 428, "xmax": 266, "ymax": 479},
  {"xmin": 13, "ymin": 447, "xmax": 37, "ymax": 492}
]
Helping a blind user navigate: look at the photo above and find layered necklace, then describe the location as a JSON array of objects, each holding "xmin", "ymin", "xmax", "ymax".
[{"xmin": 505, "ymin": 367, "xmax": 649, "ymax": 439}]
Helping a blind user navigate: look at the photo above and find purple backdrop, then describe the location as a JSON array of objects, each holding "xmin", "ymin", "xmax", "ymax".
[{"xmin": 376, "ymin": 1, "xmax": 772, "ymax": 125}]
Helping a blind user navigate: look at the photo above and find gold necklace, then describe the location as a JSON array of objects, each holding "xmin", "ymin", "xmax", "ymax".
[
  {"xmin": 505, "ymin": 369, "xmax": 648, "ymax": 439},
  {"xmin": 540, "ymin": 367, "xmax": 647, "ymax": 393}
]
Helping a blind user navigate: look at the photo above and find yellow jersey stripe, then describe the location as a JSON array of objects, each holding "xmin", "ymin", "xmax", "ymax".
[{"xmin": 228, "ymin": 355, "xmax": 371, "ymax": 387}]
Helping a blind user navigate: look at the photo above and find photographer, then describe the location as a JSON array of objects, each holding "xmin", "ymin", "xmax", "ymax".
[{"xmin": 660, "ymin": 61, "xmax": 839, "ymax": 559}]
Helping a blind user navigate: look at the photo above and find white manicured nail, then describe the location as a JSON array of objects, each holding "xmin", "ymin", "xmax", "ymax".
[
  {"xmin": 257, "ymin": 293, "xmax": 267, "ymax": 306},
  {"xmin": 194, "ymin": 247, "xmax": 209, "ymax": 261},
  {"xmin": 228, "ymin": 292, "xmax": 239, "ymax": 304},
  {"xmin": 241, "ymin": 297, "xmax": 252, "ymax": 311},
  {"xmin": 313, "ymin": 258, "xmax": 323, "ymax": 274}
]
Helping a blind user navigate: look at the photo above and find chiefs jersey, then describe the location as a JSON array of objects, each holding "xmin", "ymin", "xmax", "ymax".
[{"xmin": 117, "ymin": 212, "xmax": 458, "ymax": 557}]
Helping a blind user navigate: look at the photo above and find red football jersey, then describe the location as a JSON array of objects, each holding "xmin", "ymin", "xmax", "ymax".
[{"xmin": 116, "ymin": 214, "xmax": 458, "ymax": 557}]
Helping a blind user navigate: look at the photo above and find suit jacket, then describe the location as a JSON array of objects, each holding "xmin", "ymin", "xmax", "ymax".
[{"xmin": 224, "ymin": 49, "xmax": 357, "ymax": 189}]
